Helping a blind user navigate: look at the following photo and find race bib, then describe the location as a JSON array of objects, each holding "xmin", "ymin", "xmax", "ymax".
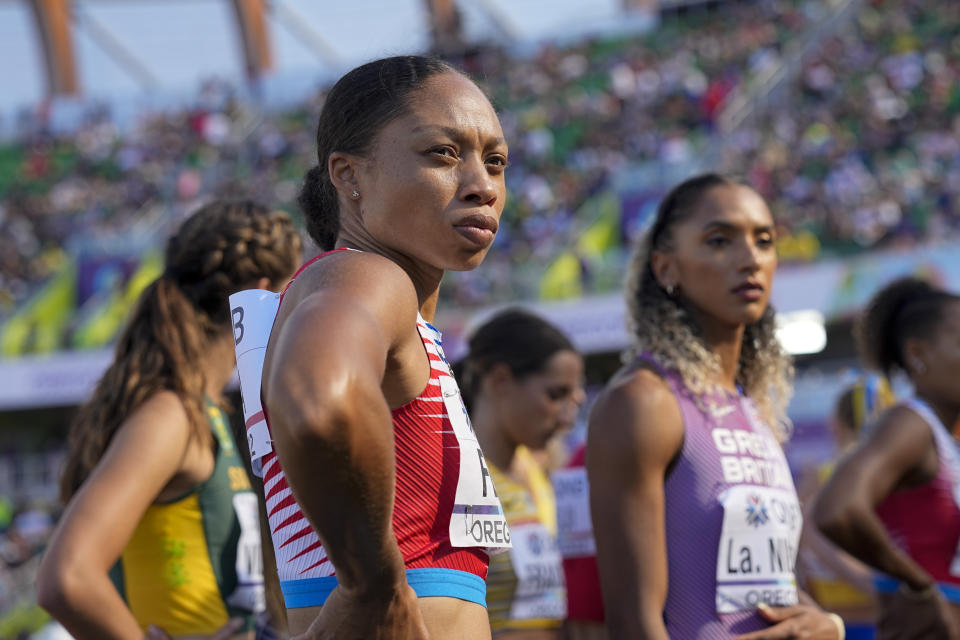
[
  {"xmin": 228, "ymin": 289, "xmax": 280, "ymax": 473},
  {"xmin": 508, "ymin": 522, "xmax": 566, "ymax": 620},
  {"xmin": 715, "ymin": 485, "xmax": 801, "ymax": 613},
  {"xmin": 439, "ymin": 373, "xmax": 511, "ymax": 551},
  {"xmin": 226, "ymin": 492, "xmax": 265, "ymax": 612},
  {"xmin": 552, "ymin": 467, "xmax": 596, "ymax": 558}
]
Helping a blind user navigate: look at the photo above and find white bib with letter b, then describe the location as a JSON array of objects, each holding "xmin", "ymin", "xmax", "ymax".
[{"xmin": 228, "ymin": 289, "xmax": 280, "ymax": 476}]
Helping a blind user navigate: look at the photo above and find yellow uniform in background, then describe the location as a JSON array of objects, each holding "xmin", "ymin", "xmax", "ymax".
[
  {"xmin": 109, "ymin": 402, "xmax": 264, "ymax": 635},
  {"xmin": 487, "ymin": 446, "xmax": 566, "ymax": 633}
]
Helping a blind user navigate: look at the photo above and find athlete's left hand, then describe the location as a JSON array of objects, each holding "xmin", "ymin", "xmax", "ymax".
[{"xmin": 734, "ymin": 603, "xmax": 842, "ymax": 639}]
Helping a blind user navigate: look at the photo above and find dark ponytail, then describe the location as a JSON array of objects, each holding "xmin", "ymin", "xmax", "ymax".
[
  {"xmin": 298, "ymin": 166, "xmax": 333, "ymax": 250},
  {"xmin": 299, "ymin": 55, "xmax": 458, "ymax": 250},
  {"xmin": 455, "ymin": 308, "xmax": 575, "ymax": 411},
  {"xmin": 856, "ymin": 277, "xmax": 959, "ymax": 377}
]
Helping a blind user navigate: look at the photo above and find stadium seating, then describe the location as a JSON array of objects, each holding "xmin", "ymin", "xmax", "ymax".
[{"xmin": 2, "ymin": 0, "xmax": 959, "ymax": 355}]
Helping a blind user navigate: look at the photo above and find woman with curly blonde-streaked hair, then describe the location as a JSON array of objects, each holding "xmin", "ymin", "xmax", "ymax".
[
  {"xmin": 584, "ymin": 173, "xmax": 844, "ymax": 639},
  {"xmin": 621, "ymin": 189, "xmax": 793, "ymax": 441},
  {"xmin": 37, "ymin": 200, "xmax": 301, "ymax": 640}
]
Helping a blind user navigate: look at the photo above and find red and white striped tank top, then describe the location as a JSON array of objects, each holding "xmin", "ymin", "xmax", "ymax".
[{"xmin": 262, "ymin": 252, "xmax": 488, "ymax": 586}]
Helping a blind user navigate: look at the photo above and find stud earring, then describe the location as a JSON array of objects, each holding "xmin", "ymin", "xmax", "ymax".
[
  {"xmin": 351, "ymin": 190, "xmax": 360, "ymax": 199},
  {"xmin": 666, "ymin": 284, "xmax": 676, "ymax": 296}
]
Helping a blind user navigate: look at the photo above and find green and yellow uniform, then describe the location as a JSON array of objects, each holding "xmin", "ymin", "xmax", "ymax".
[{"xmin": 109, "ymin": 401, "xmax": 264, "ymax": 635}]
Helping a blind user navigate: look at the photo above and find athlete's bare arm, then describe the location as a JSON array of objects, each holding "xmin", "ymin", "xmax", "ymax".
[
  {"xmin": 813, "ymin": 405, "xmax": 939, "ymax": 590},
  {"xmin": 744, "ymin": 409, "xmax": 944, "ymax": 640},
  {"xmin": 36, "ymin": 392, "xmax": 203, "ymax": 639},
  {"xmin": 262, "ymin": 251, "xmax": 430, "ymax": 639},
  {"xmin": 795, "ymin": 470, "xmax": 875, "ymax": 595},
  {"xmin": 586, "ymin": 366, "xmax": 684, "ymax": 640}
]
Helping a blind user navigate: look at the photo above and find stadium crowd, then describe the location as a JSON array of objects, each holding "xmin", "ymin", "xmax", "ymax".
[
  {"xmin": 722, "ymin": 0, "xmax": 960, "ymax": 258},
  {"xmin": 2, "ymin": 0, "xmax": 828, "ymax": 322},
  {"xmin": 2, "ymin": 0, "xmax": 960, "ymax": 637},
  {"xmin": 6, "ymin": 0, "xmax": 959, "ymax": 332}
]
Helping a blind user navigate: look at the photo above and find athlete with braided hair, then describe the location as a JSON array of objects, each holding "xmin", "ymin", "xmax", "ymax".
[{"xmin": 37, "ymin": 200, "xmax": 302, "ymax": 639}]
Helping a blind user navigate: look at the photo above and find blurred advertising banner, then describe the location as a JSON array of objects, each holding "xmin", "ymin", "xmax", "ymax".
[
  {"xmin": 771, "ymin": 243, "xmax": 960, "ymax": 320},
  {"xmin": 442, "ymin": 241, "xmax": 960, "ymax": 359},
  {"xmin": 2, "ymin": 241, "xmax": 959, "ymax": 410}
]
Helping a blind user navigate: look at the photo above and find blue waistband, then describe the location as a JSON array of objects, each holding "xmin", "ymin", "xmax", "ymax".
[
  {"xmin": 280, "ymin": 568, "xmax": 487, "ymax": 609},
  {"xmin": 874, "ymin": 575, "xmax": 960, "ymax": 603}
]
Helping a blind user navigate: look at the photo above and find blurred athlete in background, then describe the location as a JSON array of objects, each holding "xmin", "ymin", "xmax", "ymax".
[
  {"xmin": 36, "ymin": 201, "xmax": 301, "ymax": 639},
  {"xmin": 815, "ymin": 277, "xmax": 960, "ymax": 640},
  {"xmin": 796, "ymin": 377, "xmax": 894, "ymax": 639},
  {"xmin": 556, "ymin": 438, "xmax": 607, "ymax": 640},
  {"xmin": 456, "ymin": 308, "xmax": 585, "ymax": 638}
]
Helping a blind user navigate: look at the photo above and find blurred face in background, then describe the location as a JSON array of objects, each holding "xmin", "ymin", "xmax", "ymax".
[
  {"xmin": 908, "ymin": 301, "xmax": 960, "ymax": 407},
  {"xmin": 828, "ymin": 411, "xmax": 857, "ymax": 451},
  {"xmin": 492, "ymin": 349, "xmax": 586, "ymax": 450}
]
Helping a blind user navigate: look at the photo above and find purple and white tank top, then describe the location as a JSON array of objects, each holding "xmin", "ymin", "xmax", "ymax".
[{"xmin": 649, "ymin": 357, "xmax": 801, "ymax": 639}]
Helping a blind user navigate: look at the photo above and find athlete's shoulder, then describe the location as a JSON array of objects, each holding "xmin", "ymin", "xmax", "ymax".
[
  {"xmin": 862, "ymin": 403, "xmax": 936, "ymax": 461},
  {"xmin": 587, "ymin": 363, "xmax": 683, "ymax": 466},
  {"xmin": 592, "ymin": 363, "xmax": 677, "ymax": 425},
  {"xmin": 292, "ymin": 250, "xmax": 417, "ymax": 299},
  {"xmin": 282, "ymin": 250, "xmax": 420, "ymax": 327},
  {"xmin": 130, "ymin": 390, "xmax": 192, "ymax": 434},
  {"xmin": 99, "ymin": 390, "xmax": 195, "ymax": 483}
]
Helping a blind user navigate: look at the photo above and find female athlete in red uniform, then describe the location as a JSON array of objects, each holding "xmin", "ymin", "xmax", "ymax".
[
  {"xmin": 258, "ymin": 56, "xmax": 510, "ymax": 639},
  {"xmin": 815, "ymin": 278, "xmax": 960, "ymax": 639}
]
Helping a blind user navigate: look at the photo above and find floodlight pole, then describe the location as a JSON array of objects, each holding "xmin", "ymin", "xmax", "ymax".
[{"xmin": 424, "ymin": 0, "xmax": 463, "ymax": 54}]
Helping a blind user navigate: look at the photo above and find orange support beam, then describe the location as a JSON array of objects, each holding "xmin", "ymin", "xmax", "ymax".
[
  {"xmin": 29, "ymin": 0, "xmax": 79, "ymax": 96},
  {"xmin": 424, "ymin": 0, "xmax": 462, "ymax": 54},
  {"xmin": 231, "ymin": 0, "xmax": 273, "ymax": 80}
]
